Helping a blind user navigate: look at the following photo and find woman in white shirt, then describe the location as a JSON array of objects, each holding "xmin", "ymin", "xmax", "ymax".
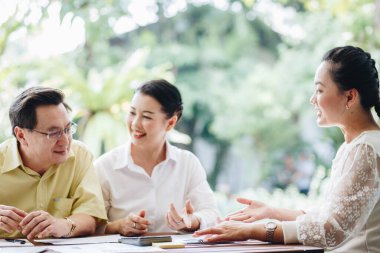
[
  {"xmin": 195, "ymin": 46, "xmax": 380, "ymax": 253},
  {"xmin": 95, "ymin": 79, "xmax": 219, "ymax": 235}
]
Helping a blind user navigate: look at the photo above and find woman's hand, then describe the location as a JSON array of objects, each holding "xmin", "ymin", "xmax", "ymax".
[
  {"xmin": 225, "ymin": 197, "xmax": 273, "ymax": 222},
  {"xmin": 106, "ymin": 210, "xmax": 150, "ymax": 236},
  {"xmin": 165, "ymin": 200, "xmax": 200, "ymax": 232},
  {"xmin": 194, "ymin": 220, "xmax": 256, "ymax": 243}
]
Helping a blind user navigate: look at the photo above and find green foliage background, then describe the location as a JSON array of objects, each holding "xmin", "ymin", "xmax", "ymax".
[{"xmin": 1, "ymin": 0, "xmax": 379, "ymax": 197}]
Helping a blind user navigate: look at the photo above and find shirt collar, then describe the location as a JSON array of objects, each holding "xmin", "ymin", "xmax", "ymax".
[
  {"xmin": 1, "ymin": 138, "xmax": 75, "ymax": 174},
  {"xmin": 165, "ymin": 140, "xmax": 178, "ymax": 162},
  {"xmin": 113, "ymin": 139, "xmax": 178, "ymax": 170},
  {"xmin": 1, "ymin": 138, "xmax": 23, "ymax": 173},
  {"xmin": 111, "ymin": 143, "xmax": 131, "ymax": 170}
]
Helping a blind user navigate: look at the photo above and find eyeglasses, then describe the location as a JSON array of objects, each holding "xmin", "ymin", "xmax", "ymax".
[{"xmin": 31, "ymin": 122, "xmax": 77, "ymax": 140}]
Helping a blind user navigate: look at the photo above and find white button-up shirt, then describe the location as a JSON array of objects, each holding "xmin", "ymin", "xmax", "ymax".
[{"xmin": 94, "ymin": 141, "xmax": 220, "ymax": 232}]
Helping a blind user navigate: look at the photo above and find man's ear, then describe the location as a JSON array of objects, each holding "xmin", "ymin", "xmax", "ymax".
[
  {"xmin": 14, "ymin": 126, "xmax": 28, "ymax": 146},
  {"xmin": 346, "ymin": 88, "xmax": 359, "ymax": 108},
  {"xmin": 166, "ymin": 115, "xmax": 178, "ymax": 131}
]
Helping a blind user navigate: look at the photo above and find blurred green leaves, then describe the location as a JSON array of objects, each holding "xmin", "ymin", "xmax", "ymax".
[{"xmin": 1, "ymin": 0, "xmax": 379, "ymax": 189}]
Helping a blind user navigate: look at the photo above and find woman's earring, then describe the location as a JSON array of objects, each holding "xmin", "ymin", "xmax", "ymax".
[{"xmin": 346, "ymin": 105, "xmax": 350, "ymax": 109}]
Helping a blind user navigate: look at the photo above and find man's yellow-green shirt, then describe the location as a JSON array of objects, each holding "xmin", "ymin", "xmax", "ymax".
[{"xmin": 0, "ymin": 138, "xmax": 107, "ymax": 237}]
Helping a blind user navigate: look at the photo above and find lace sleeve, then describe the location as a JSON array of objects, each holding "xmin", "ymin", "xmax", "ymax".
[{"xmin": 296, "ymin": 143, "xmax": 380, "ymax": 248}]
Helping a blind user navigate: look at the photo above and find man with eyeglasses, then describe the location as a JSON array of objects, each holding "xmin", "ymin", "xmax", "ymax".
[{"xmin": 0, "ymin": 87, "xmax": 107, "ymax": 240}]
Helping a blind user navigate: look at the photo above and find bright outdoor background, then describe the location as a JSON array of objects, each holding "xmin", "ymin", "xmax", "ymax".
[{"xmin": 1, "ymin": 0, "xmax": 380, "ymax": 215}]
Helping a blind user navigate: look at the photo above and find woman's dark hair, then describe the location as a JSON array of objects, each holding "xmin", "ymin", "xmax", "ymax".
[
  {"xmin": 9, "ymin": 86, "xmax": 71, "ymax": 136},
  {"xmin": 322, "ymin": 45, "xmax": 380, "ymax": 117},
  {"xmin": 136, "ymin": 79, "xmax": 183, "ymax": 120}
]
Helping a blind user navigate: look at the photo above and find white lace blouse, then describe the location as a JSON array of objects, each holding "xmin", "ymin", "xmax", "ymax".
[{"xmin": 283, "ymin": 131, "xmax": 380, "ymax": 252}]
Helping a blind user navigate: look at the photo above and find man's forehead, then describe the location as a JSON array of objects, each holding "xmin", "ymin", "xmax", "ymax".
[{"xmin": 35, "ymin": 104, "xmax": 70, "ymax": 129}]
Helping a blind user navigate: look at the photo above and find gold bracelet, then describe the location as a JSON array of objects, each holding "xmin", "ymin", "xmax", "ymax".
[{"xmin": 63, "ymin": 217, "xmax": 77, "ymax": 238}]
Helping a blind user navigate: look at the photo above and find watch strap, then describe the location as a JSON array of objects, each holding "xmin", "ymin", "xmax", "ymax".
[{"xmin": 266, "ymin": 228, "xmax": 275, "ymax": 242}]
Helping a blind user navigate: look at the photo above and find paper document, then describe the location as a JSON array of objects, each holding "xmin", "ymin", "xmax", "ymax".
[
  {"xmin": 172, "ymin": 233, "xmax": 214, "ymax": 244},
  {"xmin": 47, "ymin": 243, "xmax": 165, "ymax": 253},
  {"xmin": 35, "ymin": 234, "xmax": 121, "ymax": 245},
  {"xmin": 172, "ymin": 233, "xmax": 244, "ymax": 246},
  {"xmin": 0, "ymin": 246, "xmax": 49, "ymax": 253},
  {"xmin": 171, "ymin": 233, "xmax": 197, "ymax": 242},
  {"xmin": 0, "ymin": 238, "xmax": 34, "ymax": 247}
]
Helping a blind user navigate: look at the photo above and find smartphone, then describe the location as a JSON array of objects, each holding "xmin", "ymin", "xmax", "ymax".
[{"xmin": 118, "ymin": 235, "xmax": 172, "ymax": 246}]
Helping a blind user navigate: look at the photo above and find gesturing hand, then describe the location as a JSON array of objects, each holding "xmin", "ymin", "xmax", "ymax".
[
  {"xmin": 109, "ymin": 210, "xmax": 150, "ymax": 236},
  {"xmin": 0, "ymin": 205, "xmax": 27, "ymax": 234},
  {"xmin": 225, "ymin": 197, "xmax": 272, "ymax": 222},
  {"xmin": 20, "ymin": 210, "xmax": 71, "ymax": 240},
  {"xmin": 165, "ymin": 200, "xmax": 200, "ymax": 232},
  {"xmin": 194, "ymin": 220, "xmax": 255, "ymax": 243}
]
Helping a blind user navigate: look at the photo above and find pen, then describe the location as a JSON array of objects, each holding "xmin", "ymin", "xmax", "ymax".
[{"xmin": 5, "ymin": 239, "xmax": 26, "ymax": 244}]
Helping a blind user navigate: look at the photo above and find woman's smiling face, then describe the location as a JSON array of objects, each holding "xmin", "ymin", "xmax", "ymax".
[{"xmin": 127, "ymin": 92, "xmax": 173, "ymax": 148}]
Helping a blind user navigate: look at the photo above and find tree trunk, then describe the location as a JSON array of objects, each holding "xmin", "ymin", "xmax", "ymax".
[{"xmin": 208, "ymin": 141, "xmax": 229, "ymax": 190}]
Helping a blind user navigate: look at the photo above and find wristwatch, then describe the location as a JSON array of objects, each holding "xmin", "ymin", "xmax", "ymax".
[
  {"xmin": 63, "ymin": 217, "xmax": 77, "ymax": 238},
  {"xmin": 264, "ymin": 221, "xmax": 277, "ymax": 242}
]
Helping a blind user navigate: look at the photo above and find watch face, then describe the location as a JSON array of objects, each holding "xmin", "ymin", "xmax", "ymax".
[{"xmin": 266, "ymin": 222, "xmax": 277, "ymax": 229}]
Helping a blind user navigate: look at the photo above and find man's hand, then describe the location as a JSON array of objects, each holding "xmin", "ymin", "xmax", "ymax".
[
  {"xmin": 0, "ymin": 205, "xmax": 27, "ymax": 233},
  {"xmin": 20, "ymin": 210, "xmax": 71, "ymax": 240},
  {"xmin": 165, "ymin": 200, "xmax": 200, "ymax": 232},
  {"xmin": 226, "ymin": 197, "xmax": 272, "ymax": 222}
]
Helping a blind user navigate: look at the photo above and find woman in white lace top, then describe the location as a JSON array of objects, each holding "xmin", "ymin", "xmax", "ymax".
[{"xmin": 195, "ymin": 46, "xmax": 380, "ymax": 253}]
